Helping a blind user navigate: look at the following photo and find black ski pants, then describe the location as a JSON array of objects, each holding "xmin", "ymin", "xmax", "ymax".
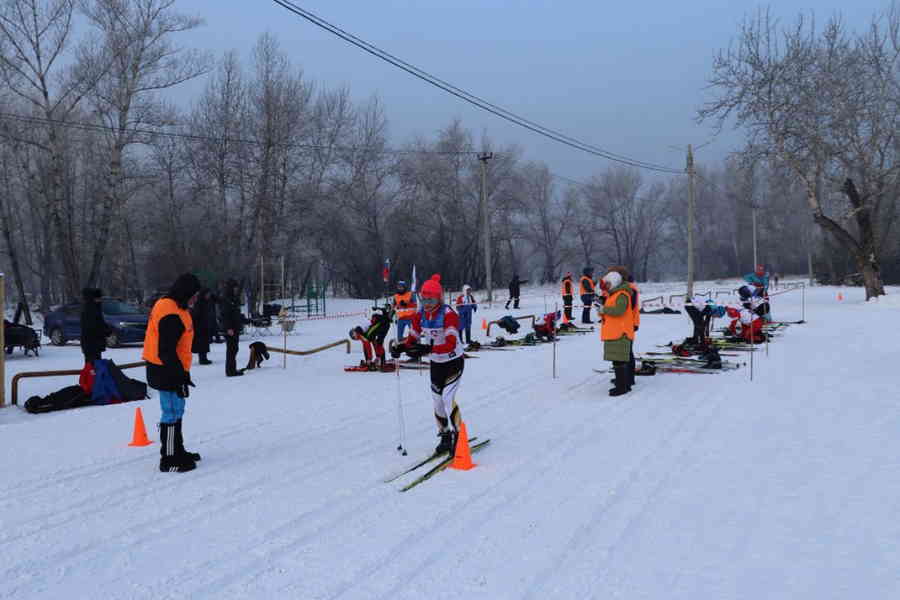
[
  {"xmin": 225, "ymin": 333, "xmax": 240, "ymax": 375},
  {"xmin": 580, "ymin": 293, "xmax": 595, "ymax": 324},
  {"xmin": 562, "ymin": 294, "xmax": 573, "ymax": 321}
]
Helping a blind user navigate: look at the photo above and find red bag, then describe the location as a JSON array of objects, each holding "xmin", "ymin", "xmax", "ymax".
[{"xmin": 79, "ymin": 362, "xmax": 95, "ymax": 394}]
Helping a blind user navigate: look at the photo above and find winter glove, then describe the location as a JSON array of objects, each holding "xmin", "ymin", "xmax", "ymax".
[{"xmin": 405, "ymin": 341, "xmax": 433, "ymax": 359}]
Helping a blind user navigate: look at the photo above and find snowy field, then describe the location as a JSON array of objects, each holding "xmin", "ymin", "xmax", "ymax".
[{"xmin": 2, "ymin": 280, "xmax": 899, "ymax": 599}]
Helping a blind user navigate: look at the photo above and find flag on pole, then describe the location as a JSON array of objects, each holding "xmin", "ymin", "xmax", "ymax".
[
  {"xmin": 382, "ymin": 258, "xmax": 391, "ymax": 284},
  {"xmin": 410, "ymin": 265, "xmax": 417, "ymax": 292}
]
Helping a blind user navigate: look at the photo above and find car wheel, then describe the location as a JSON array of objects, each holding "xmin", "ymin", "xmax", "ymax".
[
  {"xmin": 106, "ymin": 331, "xmax": 120, "ymax": 348},
  {"xmin": 50, "ymin": 328, "xmax": 66, "ymax": 346}
]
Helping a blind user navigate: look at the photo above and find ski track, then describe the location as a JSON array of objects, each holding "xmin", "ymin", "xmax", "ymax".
[
  {"xmin": 4, "ymin": 285, "xmax": 887, "ymax": 599},
  {"xmin": 156, "ymin": 368, "xmax": 569, "ymax": 599},
  {"xmin": 0, "ymin": 364, "xmax": 550, "ymax": 596}
]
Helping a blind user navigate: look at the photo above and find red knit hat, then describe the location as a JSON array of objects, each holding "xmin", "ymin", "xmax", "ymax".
[{"xmin": 420, "ymin": 274, "xmax": 443, "ymax": 299}]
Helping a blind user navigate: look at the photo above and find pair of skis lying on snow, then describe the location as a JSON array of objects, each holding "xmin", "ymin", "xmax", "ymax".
[{"xmin": 383, "ymin": 437, "xmax": 492, "ymax": 492}]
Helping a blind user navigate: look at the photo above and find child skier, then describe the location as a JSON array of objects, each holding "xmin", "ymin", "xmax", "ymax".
[
  {"xmin": 391, "ymin": 274, "xmax": 465, "ymax": 455},
  {"xmin": 533, "ymin": 311, "xmax": 559, "ymax": 342},
  {"xmin": 455, "ymin": 284, "xmax": 478, "ymax": 344},
  {"xmin": 739, "ymin": 285, "xmax": 771, "ymax": 321},
  {"xmin": 349, "ymin": 306, "xmax": 392, "ymax": 370}
]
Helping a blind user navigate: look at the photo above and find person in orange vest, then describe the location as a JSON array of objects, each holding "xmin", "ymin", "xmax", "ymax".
[
  {"xmin": 561, "ymin": 273, "xmax": 574, "ymax": 322},
  {"xmin": 607, "ymin": 266, "xmax": 640, "ymax": 389},
  {"xmin": 596, "ymin": 269, "xmax": 635, "ymax": 396},
  {"xmin": 579, "ymin": 267, "xmax": 596, "ymax": 324},
  {"xmin": 143, "ymin": 273, "xmax": 202, "ymax": 473},
  {"xmin": 392, "ymin": 280, "xmax": 417, "ymax": 339}
]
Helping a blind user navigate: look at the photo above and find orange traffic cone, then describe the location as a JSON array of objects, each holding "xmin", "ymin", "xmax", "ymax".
[
  {"xmin": 481, "ymin": 318, "xmax": 488, "ymax": 331},
  {"xmin": 837, "ymin": 292, "xmax": 844, "ymax": 302},
  {"xmin": 128, "ymin": 407, "xmax": 153, "ymax": 447},
  {"xmin": 450, "ymin": 421, "xmax": 476, "ymax": 471}
]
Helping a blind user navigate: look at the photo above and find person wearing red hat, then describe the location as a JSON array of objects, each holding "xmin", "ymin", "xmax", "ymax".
[{"xmin": 390, "ymin": 274, "xmax": 466, "ymax": 455}]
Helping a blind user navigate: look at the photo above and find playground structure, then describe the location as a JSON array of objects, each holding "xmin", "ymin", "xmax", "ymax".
[{"xmin": 256, "ymin": 255, "xmax": 328, "ymax": 321}]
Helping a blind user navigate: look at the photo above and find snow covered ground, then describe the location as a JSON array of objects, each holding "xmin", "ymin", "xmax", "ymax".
[{"xmin": 2, "ymin": 280, "xmax": 898, "ymax": 599}]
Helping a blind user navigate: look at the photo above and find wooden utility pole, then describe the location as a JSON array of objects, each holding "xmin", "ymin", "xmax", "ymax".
[
  {"xmin": 478, "ymin": 152, "xmax": 494, "ymax": 304},
  {"xmin": 686, "ymin": 145, "xmax": 696, "ymax": 298},
  {"xmin": 752, "ymin": 203, "xmax": 759, "ymax": 270},
  {"xmin": 1, "ymin": 273, "xmax": 5, "ymax": 407}
]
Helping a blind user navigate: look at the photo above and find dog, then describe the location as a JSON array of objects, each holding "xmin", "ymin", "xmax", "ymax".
[{"xmin": 244, "ymin": 341, "xmax": 270, "ymax": 370}]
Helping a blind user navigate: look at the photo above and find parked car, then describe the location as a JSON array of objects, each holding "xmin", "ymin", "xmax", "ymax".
[{"xmin": 43, "ymin": 299, "xmax": 149, "ymax": 347}]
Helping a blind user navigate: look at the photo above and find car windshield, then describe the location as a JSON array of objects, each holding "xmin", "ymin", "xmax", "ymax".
[{"xmin": 102, "ymin": 301, "xmax": 144, "ymax": 315}]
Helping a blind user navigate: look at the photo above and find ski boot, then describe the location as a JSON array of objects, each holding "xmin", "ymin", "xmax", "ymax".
[
  {"xmin": 159, "ymin": 422, "xmax": 196, "ymax": 473},
  {"xmin": 174, "ymin": 419, "xmax": 201, "ymax": 462},
  {"xmin": 434, "ymin": 429, "xmax": 457, "ymax": 455}
]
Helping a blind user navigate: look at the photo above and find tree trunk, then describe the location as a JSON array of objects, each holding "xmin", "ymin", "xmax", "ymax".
[{"xmin": 86, "ymin": 145, "xmax": 123, "ymax": 288}]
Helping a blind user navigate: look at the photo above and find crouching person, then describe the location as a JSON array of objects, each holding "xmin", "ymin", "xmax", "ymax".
[{"xmin": 142, "ymin": 273, "xmax": 202, "ymax": 473}]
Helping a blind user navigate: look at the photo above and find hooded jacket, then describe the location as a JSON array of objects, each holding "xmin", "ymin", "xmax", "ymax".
[
  {"xmin": 80, "ymin": 288, "xmax": 110, "ymax": 359},
  {"xmin": 143, "ymin": 274, "xmax": 201, "ymax": 391}
]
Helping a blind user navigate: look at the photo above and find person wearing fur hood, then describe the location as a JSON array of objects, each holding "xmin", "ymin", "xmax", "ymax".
[{"xmin": 596, "ymin": 270, "xmax": 636, "ymax": 396}]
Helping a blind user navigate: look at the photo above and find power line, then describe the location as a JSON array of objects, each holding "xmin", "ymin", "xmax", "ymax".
[
  {"xmin": 0, "ymin": 111, "xmax": 485, "ymax": 156},
  {"xmin": 269, "ymin": 0, "xmax": 683, "ymax": 175}
]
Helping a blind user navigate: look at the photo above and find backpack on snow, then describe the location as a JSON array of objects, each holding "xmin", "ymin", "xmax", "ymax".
[
  {"xmin": 104, "ymin": 360, "xmax": 149, "ymax": 402},
  {"xmin": 25, "ymin": 385, "xmax": 91, "ymax": 414},
  {"xmin": 497, "ymin": 315, "xmax": 520, "ymax": 334}
]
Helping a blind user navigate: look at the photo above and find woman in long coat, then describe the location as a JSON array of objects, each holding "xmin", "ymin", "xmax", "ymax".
[{"xmin": 191, "ymin": 288, "xmax": 213, "ymax": 364}]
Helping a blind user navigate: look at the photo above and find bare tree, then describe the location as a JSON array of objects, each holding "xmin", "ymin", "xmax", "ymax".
[
  {"xmin": 700, "ymin": 7, "xmax": 900, "ymax": 298},
  {"xmin": 517, "ymin": 162, "xmax": 575, "ymax": 282},
  {"xmin": 0, "ymin": 0, "xmax": 105, "ymax": 297},
  {"xmin": 81, "ymin": 0, "xmax": 210, "ymax": 287}
]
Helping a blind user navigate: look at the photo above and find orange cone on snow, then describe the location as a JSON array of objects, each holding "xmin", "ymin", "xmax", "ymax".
[
  {"xmin": 481, "ymin": 318, "xmax": 488, "ymax": 331},
  {"xmin": 127, "ymin": 407, "xmax": 153, "ymax": 447},
  {"xmin": 450, "ymin": 421, "xmax": 476, "ymax": 471}
]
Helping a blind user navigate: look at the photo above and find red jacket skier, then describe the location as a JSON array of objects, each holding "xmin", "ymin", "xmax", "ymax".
[{"xmin": 391, "ymin": 274, "xmax": 465, "ymax": 455}]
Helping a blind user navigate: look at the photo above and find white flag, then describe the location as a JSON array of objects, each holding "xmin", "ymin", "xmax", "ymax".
[{"xmin": 411, "ymin": 265, "xmax": 417, "ymax": 292}]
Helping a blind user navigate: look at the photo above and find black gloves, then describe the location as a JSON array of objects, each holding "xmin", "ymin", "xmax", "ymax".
[
  {"xmin": 406, "ymin": 341, "xmax": 433, "ymax": 359},
  {"xmin": 177, "ymin": 371, "xmax": 196, "ymax": 398},
  {"xmin": 389, "ymin": 339, "xmax": 432, "ymax": 359}
]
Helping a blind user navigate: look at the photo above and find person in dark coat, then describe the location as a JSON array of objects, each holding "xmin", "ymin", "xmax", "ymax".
[
  {"xmin": 142, "ymin": 273, "xmax": 202, "ymax": 473},
  {"xmin": 505, "ymin": 274, "xmax": 528, "ymax": 309},
  {"xmin": 219, "ymin": 279, "xmax": 244, "ymax": 377},
  {"xmin": 208, "ymin": 292, "xmax": 224, "ymax": 343},
  {"xmin": 191, "ymin": 288, "xmax": 213, "ymax": 364},
  {"xmin": 80, "ymin": 288, "xmax": 110, "ymax": 364}
]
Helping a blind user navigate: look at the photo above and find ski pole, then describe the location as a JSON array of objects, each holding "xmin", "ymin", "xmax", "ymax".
[
  {"xmin": 393, "ymin": 316, "xmax": 407, "ymax": 455},
  {"xmin": 553, "ymin": 302, "xmax": 558, "ymax": 379}
]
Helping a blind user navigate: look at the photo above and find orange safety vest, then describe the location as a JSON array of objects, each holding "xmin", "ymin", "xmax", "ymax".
[
  {"xmin": 394, "ymin": 291, "xmax": 417, "ymax": 320},
  {"xmin": 561, "ymin": 278, "xmax": 573, "ymax": 296},
  {"xmin": 579, "ymin": 276, "xmax": 594, "ymax": 296},
  {"xmin": 628, "ymin": 282, "xmax": 641, "ymax": 328},
  {"xmin": 142, "ymin": 298, "xmax": 194, "ymax": 371},
  {"xmin": 600, "ymin": 288, "xmax": 635, "ymax": 341}
]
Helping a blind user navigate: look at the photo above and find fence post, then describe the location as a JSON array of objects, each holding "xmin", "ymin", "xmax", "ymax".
[{"xmin": 1, "ymin": 272, "xmax": 5, "ymax": 407}]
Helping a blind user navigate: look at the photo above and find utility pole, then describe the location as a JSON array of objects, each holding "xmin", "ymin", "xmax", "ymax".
[
  {"xmin": 752, "ymin": 202, "xmax": 758, "ymax": 270},
  {"xmin": 478, "ymin": 152, "xmax": 494, "ymax": 304},
  {"xmin": 686, "ymin": 144, "xmax": 696, "ymax": 298}
]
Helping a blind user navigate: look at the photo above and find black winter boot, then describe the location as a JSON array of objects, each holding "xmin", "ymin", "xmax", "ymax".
[
  {"xmin": 160, "ymin": 422, "xmax": 196, "ymax": 472},
  {"xmin": 434, "ymin": 429, "xmax": 457, "ymax": 455},
  {"xmin": 175, "ymin": 419, "xmax": 201, "ymax": 462},
  {"xmin": 609, "ymin": 362, "xmax": 630, "ymax": 396},
  {"xmin": 627, "ymin": 354, "xmax": 636, "ymax": 388}
]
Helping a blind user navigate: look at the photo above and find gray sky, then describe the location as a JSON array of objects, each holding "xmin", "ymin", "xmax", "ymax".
[{"xmin": 176, "ymin": 0, "xmax": 890, "ymax": 181}]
